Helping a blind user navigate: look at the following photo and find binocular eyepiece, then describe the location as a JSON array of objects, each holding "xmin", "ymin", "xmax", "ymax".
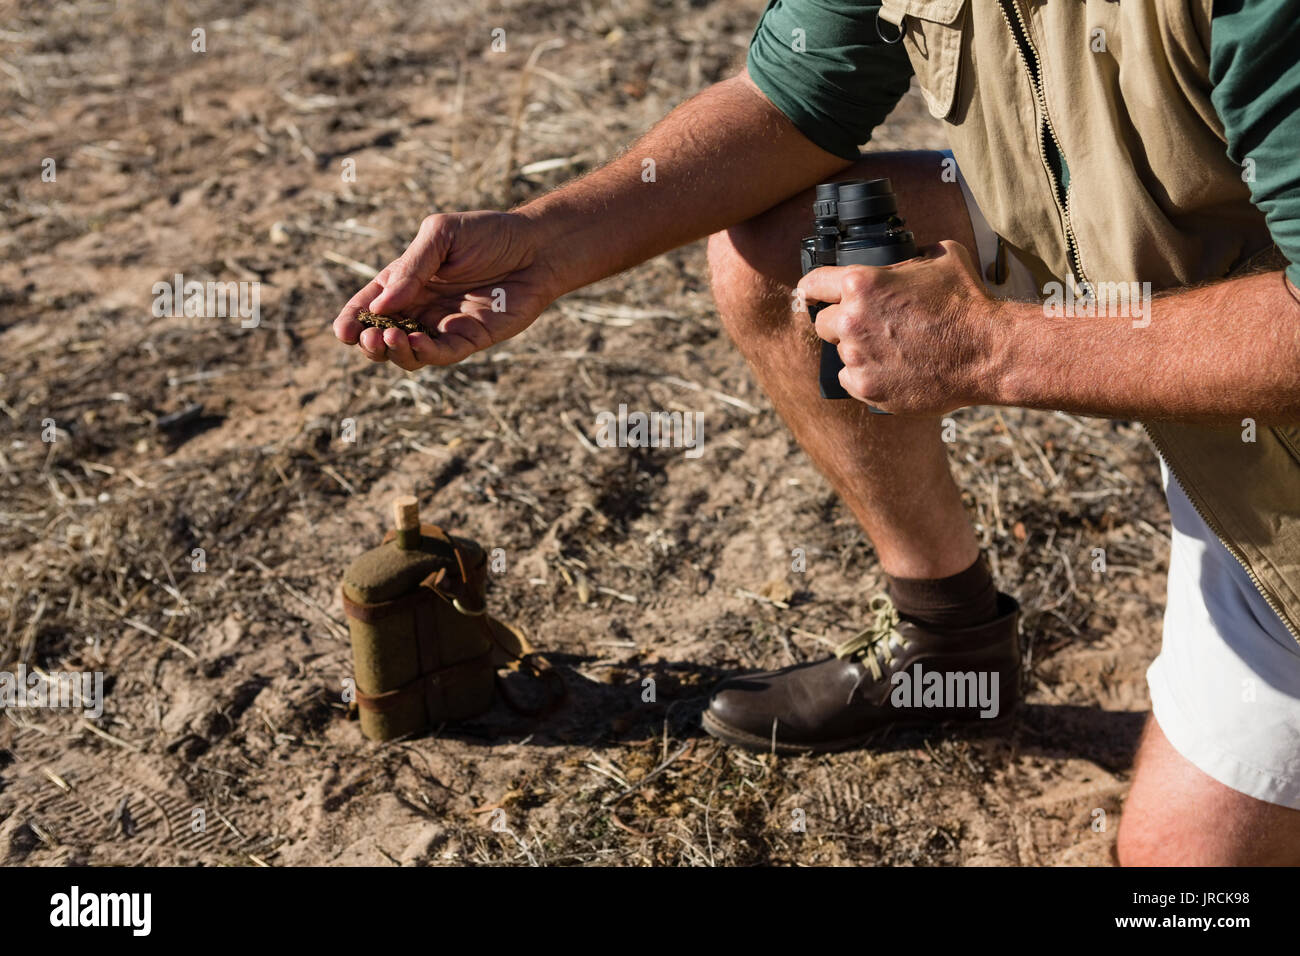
[
  {"xmin": 813, "ymin": 177, "xmax": 902, "ymax": 227},
  {"xmin": 801, "ymin": 177, "xmax": 917, "ymax": 402}
]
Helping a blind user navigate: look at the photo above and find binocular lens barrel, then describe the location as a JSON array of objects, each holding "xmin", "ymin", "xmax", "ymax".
[{"xmin": 801, "ymin": 178, "xmax": 916, "ymax": 403}]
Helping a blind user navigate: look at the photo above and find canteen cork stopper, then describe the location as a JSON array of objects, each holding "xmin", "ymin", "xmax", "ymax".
[{"xmin": 393, "ymin": 495, "xmax": 420, "ymax": 550}]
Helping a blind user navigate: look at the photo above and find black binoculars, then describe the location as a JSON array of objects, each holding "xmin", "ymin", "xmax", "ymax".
[{"xmin": 800, "ymin": 177, "xmax": 917, "ymax": 402}]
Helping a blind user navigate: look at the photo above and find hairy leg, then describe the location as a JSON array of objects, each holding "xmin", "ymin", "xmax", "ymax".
[
  {"xmin": 1117, "ymin": 715, "xmax": 1300, "ymax": 865},
  {"xmin": 706, "ymin": 150, "xmax": 981, "ymax": 578}
]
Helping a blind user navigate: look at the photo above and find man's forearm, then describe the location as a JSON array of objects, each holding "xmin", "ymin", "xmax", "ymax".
[
  {"xmin": 515, "ymin": 73, "xmax": 849, "ymax": 296},
  {"xmin": 988, "ymin": 271, "xmax": 1300, "ymax": 424}
]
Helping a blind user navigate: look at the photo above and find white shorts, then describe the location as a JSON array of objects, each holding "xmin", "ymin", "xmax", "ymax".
[
  {"xmin": 1147, "ymin": 461, "xmax": 1300, "ymax": 809},
  {"xmin": 951, "ymin": 154, "xmax": 1300, "ymax": 809}
]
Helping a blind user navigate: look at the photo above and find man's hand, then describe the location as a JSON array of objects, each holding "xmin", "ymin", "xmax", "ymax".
[
  {"xmin": 332, "ymin": 210, "xmax": 560, "ymax": 370},
  {"xmin": 799, "ymin": 240, "xmax": 1003, "ymax": 415}
]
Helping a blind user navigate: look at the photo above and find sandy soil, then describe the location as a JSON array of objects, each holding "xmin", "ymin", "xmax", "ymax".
[{"xmin": 0, "ymin": 0, "xmax": 1167, "ymax": 866}]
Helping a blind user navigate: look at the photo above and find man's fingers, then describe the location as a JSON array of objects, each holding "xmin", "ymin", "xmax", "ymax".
[
  {"xmin": 796, "ymin": 266, "xmax": 846, "ymax": 306},
  {"xmin": 357, "ymin": 326, "xmax": 390, "ymax": 362},
  {"xmin": 349, "ymin": 311, "xmax": 490, "ymax": 369},
  {"xmin": 838, "ymin": 365, "xmax": 870, "ymax": 403},
  {"xmin": 333, "ymin": 277, "xmax": 385, "ymax": 344},
  {"xmin": 369, "ymin": 215, "xmax": 453, "ymax": 314},
  {"xmin": 412, "ymin": 317, "xmax": 483, "ymax": 366},
  {"xmin": 438, "ymin": 312, "xmax": 494, "ymax": 352},
  {"xmin": 928, "ymin": 238, "xmax": 969, "ymax": 262},
  {"xmin": 368, "ymin": 274, "xmax": 423, "ymax": 316},
  {"xmin": 919, "ymin": 239, "xmax": 980, "ymax": 278},
  {"xmin": 813, "ymin": 302, "xmax": 846, "ymax": 345},
  {"xmin": 801, "ymin": 259, "xmax": 921, "ymax": 307},
  {"xmin": 333, "ymin": 314, "xmax": 361, "ymax": 345},
  {"xmin": 382, "ymin": 328, "xmax": 423, "ymax": 371},
  {"xmin": 407, "ymin": 214, "xmax": 455, "ymax": 274},
  {"xmin": 407, "ymin": 332, "xmax": 445, "ymax": 366}
]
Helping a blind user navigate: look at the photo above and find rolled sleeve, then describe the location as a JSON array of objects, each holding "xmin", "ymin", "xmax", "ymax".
[
  {"xmin": 1211, "ymin": 0, "xmax": 1300, "ymax": 287},
  {"xmin": 746, "ymin": 0, "xmax": 914, "ymax": 161}
]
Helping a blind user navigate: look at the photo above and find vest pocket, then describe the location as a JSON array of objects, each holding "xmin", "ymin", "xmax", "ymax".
[{"xmin": 878, "ymin": 0, "xmax": 970, "ymax": 120}]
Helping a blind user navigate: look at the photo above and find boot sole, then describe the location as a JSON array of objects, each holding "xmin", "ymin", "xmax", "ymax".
[{"xmin": 700, "ymin": 705, "xmax": 1018, "ymax": 756}]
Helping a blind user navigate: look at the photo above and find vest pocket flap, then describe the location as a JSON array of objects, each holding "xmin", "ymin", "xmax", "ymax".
[
  {"xmin": 880, "ymin": 0, "xmax": 969, "ymax": 120},
  {"xmin": 880, "ymin": 0, "xmax": 966, "ymax": 26}
]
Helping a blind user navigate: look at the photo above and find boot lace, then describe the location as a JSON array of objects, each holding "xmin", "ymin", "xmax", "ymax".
[{"xmin": 834, "ymin": 594, "xmax": 910, "ymax": 682}]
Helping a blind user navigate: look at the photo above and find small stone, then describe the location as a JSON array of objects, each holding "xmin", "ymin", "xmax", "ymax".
[{"xmin": 759, "ymin": 578, "xmax": 794, "ymax": 605}]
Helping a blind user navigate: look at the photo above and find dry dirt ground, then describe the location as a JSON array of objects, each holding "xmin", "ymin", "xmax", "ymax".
[{"xmin": 0, "ymin": 0, "xmax": 1167, "ymax": 866}]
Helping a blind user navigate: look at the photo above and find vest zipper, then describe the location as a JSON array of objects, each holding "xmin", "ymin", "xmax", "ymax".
[
  {"xmin": 996, "ymin": 0, "xmax": 1089, "ymax": 288},
  {"xmin": 1140, "ymin": 425, "xmax": 1300, "ymax": 646},
  {"xmin": 995, "ymin": 0, "xmax": 1299, "ymax": 646}
]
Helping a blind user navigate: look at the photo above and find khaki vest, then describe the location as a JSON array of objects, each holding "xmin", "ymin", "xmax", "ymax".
[{"xmin": 879, "ymin": 0, "xmax": 1300, "ymax": 643}]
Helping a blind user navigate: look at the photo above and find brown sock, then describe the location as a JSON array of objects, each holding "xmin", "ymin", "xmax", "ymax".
[{"xmin": 886, "ymin": 555, "xmax": 999, "ymax": 631}]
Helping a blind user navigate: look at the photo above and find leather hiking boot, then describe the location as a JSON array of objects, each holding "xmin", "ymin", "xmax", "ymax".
[{"xmin": 702, "ymin": 592, "xmax": 1020, "ymax": 754}]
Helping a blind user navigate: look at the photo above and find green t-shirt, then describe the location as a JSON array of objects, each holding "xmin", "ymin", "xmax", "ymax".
[{"xmin": 746, "ymin": 0, "xmax": 1300, "ymax": 287}]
